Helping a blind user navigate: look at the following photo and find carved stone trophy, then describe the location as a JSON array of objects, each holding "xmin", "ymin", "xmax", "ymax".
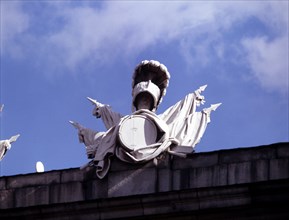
[{"xmin": 71, "ymin": 60, "xmax": 221, "ymax": 178}]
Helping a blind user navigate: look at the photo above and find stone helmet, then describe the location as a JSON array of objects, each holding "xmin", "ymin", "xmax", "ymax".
[
  {"xmin": 132, "ymin": 80, "xmax": 160, "ymax": 112},
  {"xmin": 132, "ymin": 60, "xmax": 170, "ymax": 112}
]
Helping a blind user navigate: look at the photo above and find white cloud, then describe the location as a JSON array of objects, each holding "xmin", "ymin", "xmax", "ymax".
[
  {"xmin": 45, "ymin": 2, "xmax": 201, "ymax": 68},
  {"xmin": 0, "ymin": 1, "xmax": 29, "ymax": 58},
  {"xmin": 1, "ymin": 1, "xmax": 288, "ymax": 93},
  {"xmin": 242, "ymin": 36, "xmax": 288, "ymax": 94}
]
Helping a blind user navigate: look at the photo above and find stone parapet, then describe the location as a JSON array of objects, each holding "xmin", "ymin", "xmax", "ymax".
[{"xmin": 0, "ymin": 142, "xmax": 288, "ymax": 211}]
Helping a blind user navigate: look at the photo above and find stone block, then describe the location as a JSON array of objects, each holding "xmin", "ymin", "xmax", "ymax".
[
  {"xmin": 173, "ymin": 152, "xmax": 218, "ymax": 169},
  {"xmin": 228, "ymin": 161, "xmax": 251, "ymax": 185},
  {"xmin": 177, "ymin": 190, "xmax": 199, "ymax": 211},
  {"xmin": 7, "ymin": 171, "xmax": 61, "ymax": 189},
  {"xmin": 189, "ymin": 164, "xmax": 227, "ymax": 188},
  {"xmin": 142, "ymin": 193, "xmax": 180, "ymax": 215},
  {"xmin": 198, "ymin": 186, "xmax": 251, "ymax": 209},
  {"xmin": 0, "ymin": 189, "xmax": 14, "ymax": 209},
  {"xmin": 190, "ymin": 167, "xmax": 212, "ymax": 188},
  {"xmin": 49, "ymin": 182, "xmax": 84, "ymax": 204},
  {"xmin": 228, "ymin": 159, "xmax": 272, "ymax": 185},
  {"xmin": 269, "ymin": 158, "xmax": 289, "ymax": 180},
  {"xmin": 276, "ymin": 144, "xmax": 289, "ymax": 158},
  {"xmin": 157, "ymin": 168, "xmax": 172, "ymax": 192},
  {"xmin": 172, "ymin": 169, "xmax": 190, "ymax": 190},
  {"xmin": 99, "ymin": 197, "xmax": 143, "ymax": 219},
  {"xmin": 219, "ymin": 146, "xmax": 276, "ymax": 164},
  {"xmin": 178, "ymin": 189, "xmax": 198, "ymax": 200},
  {"xmin": 84, "ymin": 178, "xmax": 108, "ymax": 200},
  {"xmin": 251, "ymin": 159, "xmax": 269, "ymax": 182},
  {"xmin": 212, "ymin": 164, "xmax": 228, "ymax": 186},
  {"xmin": 77, "ymin": 212, "xmax": 101, "ymax": 220},
  {"xmin": 60, "ymin": 168, "xmax": 83, "ymax": 183},
  {"xmin": 108, "ymin": 167, "xmax": 156, "ymax": 197},
  {"xmin": 172, "ymin": 170, "xmax": 181, "ymax": 190},
  {"xmin": 0, "ymin": 177, "xmax": 6, "ymax": 189},
  {"xmin": 15, "ymin": 185, "xmax": 49, "ymax": 207}
]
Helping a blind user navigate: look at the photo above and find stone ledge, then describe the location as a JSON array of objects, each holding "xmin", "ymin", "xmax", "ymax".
[
  {"xmin": 0, "ymin": 179, "xmax": 288, "ymax": 220},
  {"xmin": 0, "ymin": 142, "xmax": 288, "ymax": 210}
]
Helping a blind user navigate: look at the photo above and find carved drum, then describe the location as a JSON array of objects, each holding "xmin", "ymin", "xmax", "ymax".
[{"xmin": 118, "ymin": 115, "xmax": 157, "ymax": 151}]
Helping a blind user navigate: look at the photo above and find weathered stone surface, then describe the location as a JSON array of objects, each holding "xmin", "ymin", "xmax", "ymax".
[
  {"xmin": 269, "ymin": 158, "xmax": 289, "ymax": 180},
  {"xmin": 108, "ymin": 167, "xmax": 156, "ymax": 197},
  {"xmin": 0, "ymin": 178, "xmax": 288, "ymax": 219},
  {"xmin": 189, "ymin": 165, "xmax": 228, "ymax": 188},
  {"xmin": 251, "ymin": 159, "xmax": 269, "ymax": 182},
  {"xmin": 110, "ymin": 157, "xmax": 156, "ymax": 172},
  {"xmin": 219, "ymin": 145, "xmax": 276, "ymax": 163},
  {"xmin": 7, "ymin": 171, "xmax": 61, "ymax": 189},
  {"xmin": 157, "ymin": 168, "xmax": 172, "ymax": 192},
  {"xmin": 177, "ymin": 190, "xmax": 199, "ymax": 211},
  {"xmin": 0, "ymin": 189, "xmax": 14, "ymax": 209},
  {"xmin": 0, "ymin": 142, "xmax": 288, "ymax": 215},
  {"xmin": 99, "ymin": 197, "xmax": 143, "ymax": 219},
  {"xmin": 110, "ymin": 155, "xmax": 170, "ymax": 172},
  {"xmin": 212, "ymin": 164, "xmax": 228, "ymax": 186},
  {"xmin": 59, "ymin": 167, "xmax": 97, "ymax": 184},
  {"xmin": 49, "ymin": 182, "xmax": 84, "ymax": 203},
  {"xmin": 173, "ymin": 151, "xmax": 218, "ymax": 169},
  {"xmin": 15, "ymin": 185, "xmax": 49, "ymax": 207},
  {"xmin": 172, "ymin": 169, "xmax": 181, "ymax": 190},
  {"xmin": 190, "ymin": 166, "xmax": 214, "ymax": 188},
  {"xmin": 228, "ymin": 161, "xmax": 252, "ymax": 185},
  {"xmin": 60, "ymin": 168, "xmax": 86, "ymax": 183},
  {"xmin": 197, "ymin": 186, "xmax": 251, "ymax": 209},
  {"xmin": 0, "ymin": 177, "xmax": 6, "ymax": 189},
  {"xmin": 84, "ymin": 178, "xmax": 108, "ymax": 200},
  {"xmin": 142, "ymin": 193, "xmax": 181, "ymax": 215},
  {"xmin": 276, "ymin": 143, "xmax": 289, "ymax": 158},
  {"xmin": 172, "ymin": 169, "xmax": 190, "ymax": 190}
]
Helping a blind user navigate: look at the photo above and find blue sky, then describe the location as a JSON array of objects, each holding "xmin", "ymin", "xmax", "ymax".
[{"xmin": 0, "ymin": 1, "xmax": 288, "ymax": 176}]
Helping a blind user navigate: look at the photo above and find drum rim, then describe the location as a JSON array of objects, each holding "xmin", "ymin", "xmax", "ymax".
[{"xmin": 118, "ymin": 115, "xmax": 158, "ymax": 151}]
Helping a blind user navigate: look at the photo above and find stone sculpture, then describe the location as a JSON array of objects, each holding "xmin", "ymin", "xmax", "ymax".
[
  {"xmin": 0, "ymin": 135, "xmax": 20, "ymax": 161},
  {"xmin": 0, "ymin": 105, "xmax": 20, "ymax": 161},
  {"xmin": 71, "ymin": 60, "xmax": 221, "ymax": 178}
]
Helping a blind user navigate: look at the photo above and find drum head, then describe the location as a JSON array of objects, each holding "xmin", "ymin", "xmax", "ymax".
[{"xmin": 119, "ymin": 115, "xmax": 157, "ymax": 151}]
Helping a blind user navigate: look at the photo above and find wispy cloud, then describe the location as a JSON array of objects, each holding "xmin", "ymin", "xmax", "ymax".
[
  {"xmin": 0, "ymin": 1, "xmax": 29, "ymax": 58},
  {"xmin": 242, "ymin": 36, "xmax": 288, "ymax": 94},
  {"xmin": 1, "ymin": 1, "xmax": 288, "ymax": 93}
]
